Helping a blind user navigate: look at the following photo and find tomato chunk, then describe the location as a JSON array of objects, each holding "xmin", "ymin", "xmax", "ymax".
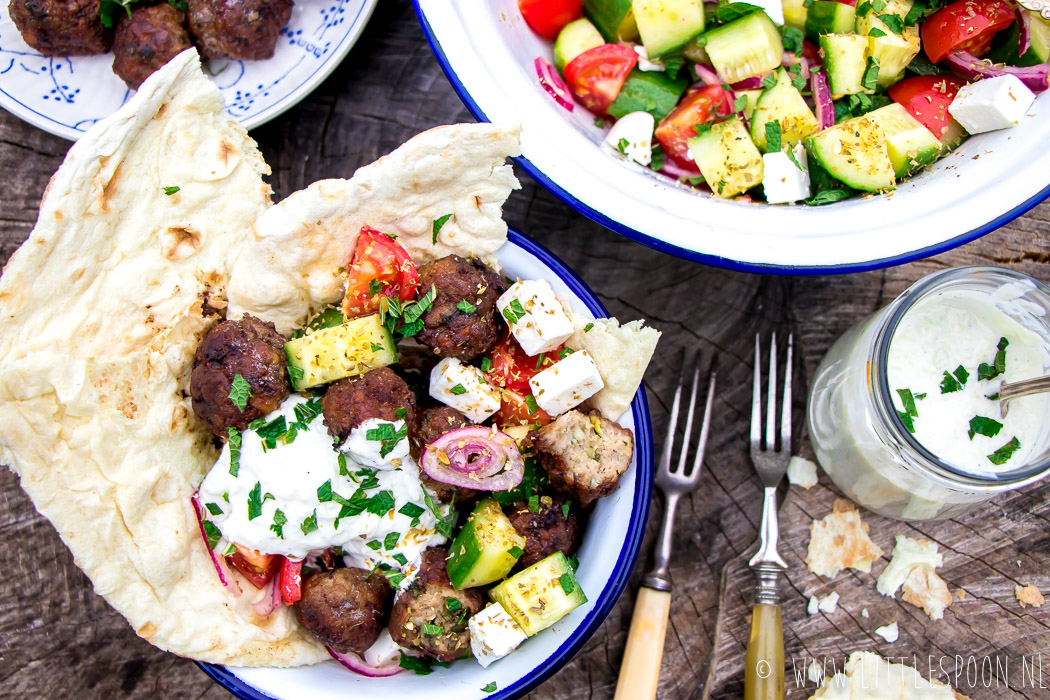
[
  {"xmin": 227, "ymin": 545, "xmax": 279, "ymax": 589},
  {"xmin": 563, "ymin": 44, "xmax": 638, "ymax": 115},
  {"xmin": 519, "ymin": 0, "xmax": 582, "ymax": 40},
  {"xmin": 494, "ymin": 387, "xmax": 553, "ymax": 428},
  {"xmin": 921, "ymin": 0, "xmax": 1015, "ymax": 63},
  {"xmin": 888, "ymin": 75, "xmax": 966, "ymax": 139},
  {"xmin": 655, "ymin": 84, "xmax": 734, "ymax": 167},
  {"xmin": 280, "ymin": 558, "xmax": 304, "ymax": 604},
  {"xmin": 341, "ymin": 227, "xmax": 419, "ymax": 317},
  {"xmin": 485, "ymin": 332, "xmax": 560, "ymax": 393}
]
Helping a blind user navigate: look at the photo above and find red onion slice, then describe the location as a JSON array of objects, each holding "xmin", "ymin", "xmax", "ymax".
[
  {"xmin": 944, "ymin": 50, "xmax": 1049, "ymax": 92},
  {"xmin": 694, "ymin": 63, "xmax": 721, "ymax": 86},
  {"xmin": 811, "ymin": 70, "xmax": 834, "ymax": 130},
  {"xmin": 781, "ymin": 53, "xmax": 811, "ymax": 80},
  {"xmin": 191, "ymin": 493, "xmax": 242, "ymax": 598},
  {"xmin": 328, "ymin": 648, "xmax": 405, "ymax": 677},
  {"xmin": 420, "ymin": 426, "xmax": 524, "ymax": 491},
  {"xmin": 659, "ymin": 157, "xmax": 702, "ymax": 179},
  {"xmin": 731, "ymin": 75, "xmax": 767, "ymax": 90},
  {"xmin": 252, "ymin": 574, "xmax": 282, "ymax": 616},
  {"xmin": 535, "ymin": 57, "xmax": 575, "ymax": 112},
  {"xmin": 1005, "ymin": 0, "xmax": 1032, "ymax": 55}
]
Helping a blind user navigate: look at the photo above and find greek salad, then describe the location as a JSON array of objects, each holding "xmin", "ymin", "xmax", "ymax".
[{"xmin": 521, "ymin": 0, "xmax": 1048, "ymax": 204}]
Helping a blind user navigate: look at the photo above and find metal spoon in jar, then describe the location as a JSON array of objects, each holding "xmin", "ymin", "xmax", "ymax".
[{"xmin": 999, "ymin": 375, "xmax": 1050, "ymax": 417}]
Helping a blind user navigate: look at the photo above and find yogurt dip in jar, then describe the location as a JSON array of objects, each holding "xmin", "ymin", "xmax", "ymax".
[{"xmin": 807, "ymin": 267, "xmax": 1050, "ymax": 520}]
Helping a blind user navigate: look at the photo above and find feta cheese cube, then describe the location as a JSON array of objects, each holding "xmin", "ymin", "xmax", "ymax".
[
  {"xmin": 429, "ymin": 358, "xmax": 501, "ymax": 422},
  {"xmin": 762, "ymin": 143, "xmax": 810, "ymax": 204},
  {"xmin": 732, "ymin": 0, "xmax": 784, "ymax": 25},
  {"xmin": 948, "ymin": 75, "xmax": 1036, "ymax": 134},
  {"xmin": 496, "ymin": 279, "xmax": 575, "ymax": 356},
  {"xmin": 528, "ymin": 349, "xmax": 604, "ymax": 416},
  {"xmin": 469, "ymin": 603, "xmax": 528, "ymax": 668},
  {"xmin": 605, "ymin": 111, "xmax": 655, "ymax": 166}
]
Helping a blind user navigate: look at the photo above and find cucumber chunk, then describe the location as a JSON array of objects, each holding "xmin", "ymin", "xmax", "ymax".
[
  {"xmin": 687, "ymin": 117, "xmax": 764, "ymax": 197},
  {"xmin": 584, "ymin": 0, "xmax": 640, "ymax": 41},
  {"xmin": 446, "ymin": 499, "xmax": 526, "ymax": 590},
  {"xmin": 749, "ymin": 68, "xmax": 820, "ymax": 152},
  {"xmin": 284, "ymin": 314, "xmax": 396, "ymax": 390},
  {"xmin": 633, "ymin": 0, "xmax": 705, "ymax": 57},
  {"xmin": 855, "ymin": 11, "xmax": 919, "ymax": 87},
  {"xmin": 609, "ymin": 68, "xmax": 689, "ymax": 120},
  {"xmin": 805, "ymin": 115, "xmax": 896, "ymax": 192},
  {"xmin": 988, "ymin": 12, "xmax": 1050, "ymax": 66},
  {"xmin": 704, "ymin": 11, "xmax": 784, "ymax": 84},
  {"xmin": 489, "ymin": 552, "xmax": 587, "ymax": 636},
  {"xmin": 783, "ymin": 0, "xmax": 808, "ymax": 29},
  {"xmin": 554, "ymin": 18, "xmax": 605, "ymax": 71},
  {"xmin": 866, "ymin": 103, "xmax": 941, "ymax": 176},
  {"xmin": 819, "ymin": 34, "xmax": 872, "ymax": 97},
  {"xmin": 805, "ymin": 1, "xmax": 856, "ymax": 41}
]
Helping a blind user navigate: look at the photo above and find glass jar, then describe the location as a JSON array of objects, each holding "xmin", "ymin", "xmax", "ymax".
[{"xmin": 807, "ymin": 267, "xmax": 1050, "ymax": 520}]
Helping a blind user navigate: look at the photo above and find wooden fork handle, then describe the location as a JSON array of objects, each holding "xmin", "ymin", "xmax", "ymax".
[
  {"xmin": 744, "ymin": 603, "xmax": 785, "ymax": 700},
  {"xmin": 613, "ymin": 586, "xmax": 671, "ymax": 700}
]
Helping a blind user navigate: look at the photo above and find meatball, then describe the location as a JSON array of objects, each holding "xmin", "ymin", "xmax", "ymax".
[
  {"xmin": 111, "ymin": 3, "xmax": 192, "ymax": 90},
  {"xmin": 9, "ymin": 0, "xmax": 111, "ymax": 56},
  {"xmin": 507, "ymin": 493, "xmax": 580, "ymax": 569},
  {"xmin": 190, "ymin": 314, "xmax": 289, "ymax": 438},
  {"xmin": 410, "ymin": 406, "xmax": 477, "ymax": 505},
  {"xmin": 415, "ymin": 255, "xmax": 506, "ymax": 360},
  {"xmin": 186, "ymin": 0, "xmax": 292, "ymax": 61},
  {"xmin": 321, "ymin": 367, "xmax": 417, "ymax": 444},
  {"xmin": 389, "ymin": 547, "xmax": 484, "ymax": 663},
  {"xmin": 533, "ymin": 409, "xmax": 634, "ymax": 507},
  {"xmin": 295, "ymin": 567, "xmax": 392, "ymax": 654}
]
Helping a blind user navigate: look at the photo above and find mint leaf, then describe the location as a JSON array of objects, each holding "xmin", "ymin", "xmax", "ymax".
[
  {"xmin": 432, "ymin": 214, "xmax": 452, "ymax": 245},
  {"xmin": 988, "ymin": 436, "xmax": 1021, "ymax": 466},
  {"xmin": 968, "ymin": 416, "xmax": 1004, "ymax": 440},
  {"xmin": 228, "ymin": 427, "xmax": 241, "ymax": 476},
  {"xmin": 765, "ymin": 119, "xmax": 782, "ymax": 152},
  {"xmin": 247, "ymin": 482, "xmax": 264, "ymax": 520},
  {"xmin": 228, "ymin": 373, "xmax": 251, "ymax": 412}
]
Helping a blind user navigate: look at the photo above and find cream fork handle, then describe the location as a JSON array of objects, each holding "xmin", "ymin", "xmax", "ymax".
[{"xmin": 613, "ymin": 586, "xmax": 671, "ymax": 700}]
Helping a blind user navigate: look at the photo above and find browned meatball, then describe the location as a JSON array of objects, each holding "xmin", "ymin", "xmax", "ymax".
[
  {"xmin": 415, "ymin": 255, "xmax": 507, "ymax": 360},
  {"xmin": 295, "ymin": 567, "xmax": 392, "ymax": 654},
  {"xmin": 321, "ymin": 367, "xmax": 417, "ymax": 444},
  {"xmin": 190, "ymin": 315, "xmax": 289, "ymax": 438},
  {"xmin": 533, "ymin": 409, "xmax": 634, "ymax": 507},
  {"xmin": 389, "ymin": 547, "xmax": 484, "ymax": 663},
  {"xmin": 186, "ymin": 0, "xmax": 292, "ymax": 60},
  {"xmin": 410, "ymin": 406, "xmax": 476, "ymax": 505},
  {"xmin": 507, "ymin": 494, "xmax": 580, "ymax": 569},
  {"xmin": 111, "ymin": 3, "xmax": 192, "ymax": 89},
  {"xmin": 9, "ymin": 0, "xmax": 111, "ymax": 56}
]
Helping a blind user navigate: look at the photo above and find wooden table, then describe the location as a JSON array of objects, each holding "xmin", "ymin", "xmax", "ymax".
[{"xmin": 2, "ymin": 2, "xmax": 1050, "ymax": 698}]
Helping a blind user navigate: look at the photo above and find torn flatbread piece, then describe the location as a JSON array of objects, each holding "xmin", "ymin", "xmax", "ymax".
[
  {"xmin": 1016, "ymin": 584, "xmax": 1045, "ymax": 609},
  {"xmin": 810, "ymin": 651, "xmax": 970, "ymax": 700},
  {"xmin": 876, "ymin": 535, "xmax": 950, "ymax": 620},
  {"xmin": 566, "ymin": 315, "xmax": 660, "ymax": 420},
  {"xmin": 806, "ymin": 500, "xmax": 883, "ymax": 578}
]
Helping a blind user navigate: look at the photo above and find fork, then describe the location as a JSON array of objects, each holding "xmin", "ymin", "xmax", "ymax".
[
  {"xmin": 744, "ymin": 333, "xmax": 792, "ymax": 700},
  {"xmin": 614, "ymin": 355, "xmax": 716, "ymax": 700}
]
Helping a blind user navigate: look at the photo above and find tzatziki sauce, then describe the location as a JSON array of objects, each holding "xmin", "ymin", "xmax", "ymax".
[
  {"xmin": 888, "ymin": 288, "xmax": 1050, "ymax": 475},
  {"xmin": 198, "ymin": 395, "xmax": 447, "ymax": 584}
]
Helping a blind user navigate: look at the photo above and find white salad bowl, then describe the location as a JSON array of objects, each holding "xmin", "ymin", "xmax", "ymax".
[
  {"xmin": 414, "ymin": 0, "xmax": 1050, "ymax": 273},
  {"xmin": 197, "ymin": 229, "xmax": 655, "ymax": 700}
]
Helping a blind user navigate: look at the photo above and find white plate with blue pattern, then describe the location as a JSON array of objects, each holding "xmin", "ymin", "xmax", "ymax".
[{"xmin": 0, "ymin": 0, "xmax": 377, "ymax": 140}]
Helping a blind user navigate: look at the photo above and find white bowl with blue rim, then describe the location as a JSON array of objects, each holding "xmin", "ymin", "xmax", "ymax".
[
  {"xmin": 413, "ymin": 0, "xmax": 1050, "ymax": 273},
  {"xmin": 197, "ymin": 228, "xmax": 654, "ymax": 700},
  {"xmin": 0, "ymin": 0, "xmax": 377, "ymax": 140}
]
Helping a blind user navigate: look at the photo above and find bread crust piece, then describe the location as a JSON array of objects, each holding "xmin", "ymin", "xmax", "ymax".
[
  {"xmin": 806, "ymin": 499, "xmax": 884, "ymax": 579},
  {"xmin": 533, "ymin": 409, "xmax": 634, "ymax": 507}
]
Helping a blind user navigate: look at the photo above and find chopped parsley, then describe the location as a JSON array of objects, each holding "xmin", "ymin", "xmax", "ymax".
[
  {"xmin": 780, "ymin": 25, "xmax": 804, "ymax": 54},
  {"xmin": 270, "ymin": 509, "xmax": 287, "ymax": 538},
  {"xmin": 524, "ymin": 394, "xmax": 540, "ymax": 415},
  {"xmin": 986, "ymin": 392, "xmax": 1000, "ymax": 401},
  {"xmin": 869, "ymin": 26, "xmax": 887, "ymax": 36},
  {"xmin": 761, "ymin": 73, "xmax": 777, "ymax": 90},
  {"xmin": 508, "ymin": 545, "xmax": 524, "ymax": 558},
  {"xmin": 559, "ymin": 573, "xmax": 575, "ymax": 595},
  {"xmin": 482, "ymin": 683, "xmax": 498, "ymax": 693},
  {"xmin": 202, "ymin": 520, "xmax": 223, "ymax": 550},
  {"xmin": 247, "ymin": 482, "xmax": 265, "ymax": 521},
  {"xmin": 300, "ymin": 510, "xmax": 319, "ymax": 535},
  {"xmin": 317, "ymin": 480, "xmax": 336, "ymax": 502},
  {"xmin": 897, "ymin": 411, "xmax": 916, "ymax": 434},
  {"xmin": 366, "ymin": 490, "xmax": 395, "ymax": 516},
  {"xmin": 366, "ymin": 539, "xmax": 382, "ymax": 551},
  {"xmin": 422, "ymin": 623, "xmax": 443, "ymax": 636},
  {"xmin": 381, "ymin": 285, "xmax": 437, "ymax": 340},
  {"xmin": 366, "ymin": 421, "xmax": 410, "ymax": 457},
  {"xmin": 432, "ymin": 214, "xmax": 452, "ymax": 245},
  {"xmin": 692, "ymin": 121, "xmax": 713, "ymax": 137},
  {"xmin": 400, "ymin": 651, "xmax": 436, "ymax": 675},
  {"xmin": 714, "ymin": 0, "xmax": 763, "ymax": 22},
  {"xmin": 446, "ymin": 597, "xmax": 463, "ymax": 613},
  {"xmin": 584, "ymin": 322, "xmax": 594, "ymax": 332},
  {"xmin": 457, "ymin": 299, "xmax": 477, "ymax": 314},
  {"xmin": 562, "ymin": 502, "xmax": 571, "ymax": 519},
  {"xmin": 896, "ymin": 388, "xmax": 919, "ymax": 418},
  {"xmin": 255, "ymin": 416, "xmax": 288, "ymax": 450},
  {"xmin": 502, "ymin": 298, "xmax": 527, "ymax": 325},
  {"xmin": 392, "ymin": 553, "xmax": 408, "ymax": 566},
  {"xmin": 862, "ymin": 57, "xmax": 881, "ymax": 92},
  {"xmin": 528, "ymin": 494, "xmax": 540, "ymax": 513},
  {"xmin": 368, "ymin": 279, "xmax": 384, "ymax": 296},
  {"xmin": 424, "ymin": 493, "xmax": 454, "ymax": 538},
  {"xmin": 765, "ymin": 120, "xmax": 782, "ymax": 153},
  {"xmin": 968, "ymin": 416, "xmax": 1004, "ymax": 440},
  {"xmin": 337, "ymin": 453, "xmax": 349, "ymax": 477},
  {"xmin": 228, "ymin": 373, "xmax": 251, "ymax": 412},
  {"xmin": 228, "ymin": 427, "xmax": 241, "ymax": 476},
  {"xmin": 162, "ymin": 185, "xmax": 180, "ymax": 196},
  {"xmin": 568, "ymin": 554, "xmax": 580, "ymax": 571},
  {"xmin": 287, "ymin": 363, "xmax": 305, "ymax": 384},
  {"xmin": 978, "ymin": 337, "xmax": 1009, "ymax": 380},
  {"xmin": 879, "ymin": 13, "xmax": 904, "ymax": 33},
  {"xmin": 480, "ymin": 356, "xmax": 493, "ymax": 373},
  {"xmin": 384, "ymin": 531, "xmax": 401, "ymax": 550},
  {"xmin": 733, "ymin": 94, "xmax": 749, "ymax": 114},
  {"xmin": 399, "ymin": 502, "xmax": 425, "ymax": 519},
  {"xmin": 649, "ymin": 143, "xmax": 665, "ymax": 172},
  {"xmin": 449, "ymin": 384, "xmax": 468, "ymax": 395},
  {"xmin": 205, "ymin": 502, "xmax": 222, "ymax": 516},
  {"xmin": 988, "ymin": 437, "xmax": 1021, "ymax": 466},
  {"xmin": 293, "ymin": 398, "xmax": 322, "ymax": 427},
  {"xmin": 940, "ymin": 370, "xmax": 963, "ymax": 394},
  {"xmin": 616, "ymin": 137, "xmax": 629, "ymax": 155}
]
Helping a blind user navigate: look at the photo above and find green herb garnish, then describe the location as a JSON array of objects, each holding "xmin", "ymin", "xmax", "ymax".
[
  {"xmin": 202, "ymin": 520, "xmax": 222, "ymax": 550},
  {"xmin": 761, "ymin": 73, "xmax": 777, "ymax": 90},
  {"xmin": 649, "ymin": 143, "xmax": 666, "ymax": 172},
  {"xmin": 228, "ymin": 373, "xmax": 251, "ymax": 412},
  {"xmin": 765, "ymin": 119, "xmax": 782, "ymax": 153},
  {"xmin": 528, "ymin": 494, "xmax": 540, "ymax": 513},
  {"xmin": 896, "ymin": 388, "xmax": 919, "ymax": 418},
  {"xmin": 978, "ymin": 337, "xmax": 1009, "ymax": 380},
  {"xmin": 562, "ymin": 502, "xmax": 571, "ymax": 519},
  {"xmin": 508, "ymin": 545, "xmax": 524, "ymax": 559},
  {"xmin": 228, "ymin": 427, "xmax": 241, "ymax": 476},
  {"xmin": 482, "ymin": 683, "xmax": 498, "ymax": 693},
  {"xmin": 205, "ymin": 502, "xmax": 222, "ymax": 516},
  {"xmin": 559, "ymin": 573, "xmax": 575, "ymax": 594},
  {"xmin": 988, "ymin": 437, "xmax": 1021, "ymax": 466},
  {"xmin": 162, "ymin": 185, "xmax": 180, "ymax": 196},
  {"xmin": 366, "ymin": 490, "xmax": 395, "ymax": 516},
  {"xmin": 400, "ymin": 652, "xmax": 436, "ymax": 675},
  {"xmin": 940, "ymin": 371, "xmax": 963, "ymax": 394},
  {"xmin": 584, "ymin": 322, "xmax": 594, "ymax": 332},
  {"xmin": 616, "ymin": 137, "xmax": 630, "ymax": 155},
  {"xmin": 422, "ymin": 623, "xmax": 443, "ymax": 636},
  {"xmin": 869, "ymin": 26, "xmax": 887, "ymax": 36},
  {"xmin": 392, "ymin": 553, "xmax": 408, "ymax": 566},
  {"xmin": 270, "ymin": 509, "xmax": 287, "ymax": 538},
  {"xmin": 450, "ymin": 384, "xmax": 468, "ymax": 395},
  {"xmin": 968, "ymin": 416, "xmax": 1004, "ymax": 440},
  {"xmin": 384, "ymin": 532, "xmax": 401, "ymax": 550},
  {"xmin": 524, "ymin": 394, "xmax": 540, "ymax": 414},
  {"xmin": 897, "ymin": 410, "xmax": 915, "ymax": 433},
  {"xmin": 247, "ymin": 482, "xmax": 264, "ymax": 520},
  {"xmin": 399, "ymin": 502, "xmax": 425, "ymax": 519},
  {"xmin": 480, "ymin": 357, "xmax": 493, "ymax": 372},
  {"xmin": 300, "ymin": 510, "xmax": 319, "ymax": 535},
  {"xmin": 366, "ymin": 539, "xmax": 382, "ymax": 551},
  {"xmin": 457, "ymin": 299, "xmax": 477, "ymax": 314},
  {"xmin": 432, "ymin": 214, "xmax": 452, "ymax": 245},
  {"xmin": 862, "ymin": 57, "xmax": 881, "ymax": 92},
  {"xmin": 446, "ymin": 597, "xmax": 463, "ymax": 613}
]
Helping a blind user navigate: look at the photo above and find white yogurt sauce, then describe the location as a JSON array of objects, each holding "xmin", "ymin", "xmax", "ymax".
[
  {"xmin": 342, "ymin": 418, "xmax": 410, "ymax": 470},
  {"xmin": 198, "ymin": 396, "xmax": 448, "ymax": 581},
  {"xmin": 888, "ymin": 288, "xmax": 1050, "ymax": 475}
]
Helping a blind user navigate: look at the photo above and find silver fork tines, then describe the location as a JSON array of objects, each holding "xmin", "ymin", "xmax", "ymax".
[
  {"xmin": 748, "ymin": 334, "xmax": 793, "ymax": 601},
  {"xmin": 643, "ymin": 355, "xmax": 716, "ymax": 591}
]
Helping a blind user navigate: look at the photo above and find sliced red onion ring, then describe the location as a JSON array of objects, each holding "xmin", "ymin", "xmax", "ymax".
[
  {"xmin": 731, "ymin": 75, "xmax": 767, "ymax": 90},
  {"xmin": 694, "ymin": 63, "xmax": 721, "ymax": 86},
  {"xmin": 781, "ymin": 53, "xmax": 811, "ymax": 80},
  {"xmin": 421, "ymin": 426, "xmax": 524, "ymax": 491},
  {"xmin": 1005, "ymin": 0, "xmax": 1032, "ymax": 55},
  {"xmin": 191, "ymin": 493, "xmax": 242, "ymax": 598},
  {"xmin": 252, "ymin": 574, "xmax": 282, "ymax": 616},
  {"xmin": 534, "ymin": 57, "xmax": 575, "ymax": 112},
  {"xmin": 659, "ymin": 157, "xmax": 702, "ymax": 179},
  {"xmin": 944, "ymin": 50, "xmax": 1049, "ymax": 92},
  {"xmin": 811, "ymin": 70, "xmax": 834, "ymax": 130},
  {"xmin": 327, "ymin": 648, "xmax": 405, "ymax": 677}
]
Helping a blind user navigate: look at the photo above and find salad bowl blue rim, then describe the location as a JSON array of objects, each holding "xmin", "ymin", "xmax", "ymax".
[
  {"xmin": 196, "ymin": 228, "xmax": 655, "ymax": 700},
  {"xmin": 412, "ymin": 1, "xmax": 1050, "ymax": 275}
]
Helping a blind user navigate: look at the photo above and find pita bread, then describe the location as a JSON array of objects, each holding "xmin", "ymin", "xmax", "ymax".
[
  {"xmin": 566, "ymin": 315, "xmax": 660, "ymax": 420},
  {"xmin": 806, "ymin": 500, "xmax": 883, "ymax": 578},
  {"xmin": 811, "ymin": 651, "xmax": 966, "ymax": 700},
  {"xmin": 1016, "ymin": 584, "xmax": 1045, "ymax": 609}
]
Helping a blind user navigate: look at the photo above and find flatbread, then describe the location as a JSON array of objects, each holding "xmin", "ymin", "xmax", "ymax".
[
  {"xmin": 567, "ymin": 315, "xmax": 660, "ymax": 420},
  {"xmin": 811, "ymin": 651, "xmax": 968, "ymax": 700},
  {"xmin": 806, "ymin": 499, "xmax": 883, "ymax": 579},
  {"xmin": 226, "ymin": 123, "xmax": 522, "ymax": 334},
  {"xmin": 0, "ymin": 50, "xmax": 325, "ymax": 666}
]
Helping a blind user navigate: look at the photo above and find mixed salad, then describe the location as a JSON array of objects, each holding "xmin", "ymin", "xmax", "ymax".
[
  {"xmin": 521, "ymin": 0, "xmax": 1048, "ymax": 204},
  {"xmin": 188, "ymin": 226, "xmax": 638, "ymax": 677}
]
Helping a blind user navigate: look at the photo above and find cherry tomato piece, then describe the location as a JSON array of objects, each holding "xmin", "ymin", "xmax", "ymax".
[
  {"xmin": 888, "ymin": 75, "xmax": 967, "ymax": 139},
  {"xmin": 563, "ymin": 44, "xmax": 638, "ymax": 115},
  {"xmin": 280, "ymin": 557, "xmax": 304, "ymax": 604},
  {"xmin": 342, "ymin": 227, "xmax": 419, "ymax": 317},
  {"xmin": 921, "ymin": 0, "xmax": 1015, "ymax": 63},
  {"xmin": 485, "ymin": 332, "xmax": 560, "ymax": 393},
  {"xmin": 227, "ymin": 545, "xmax": 280, "ymax": 589},
  {"xmin": 655, "ymin": 84, "xmax": 734, "ymax": 167},
  {"xmin": 494, "ymin": 387, "xmax": 553, "ymax": 428},
  {"xmin": 518, "ymin": 0, "xmax": 583, "ymax": 40}
]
